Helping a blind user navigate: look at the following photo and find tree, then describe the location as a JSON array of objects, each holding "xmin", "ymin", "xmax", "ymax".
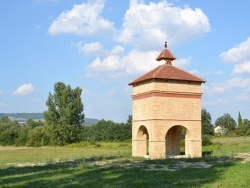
[
  {"xmin": 0, "ymin": 118, "xmax": 20, "ymax": 146},
  {"xmin": 26, "ymin": 119, "xmax": 44, "ymax": 128},
  {"xmin": 0, "ymin": 116, "xmax": 11, "ymax": 124},
  {"xmin": 238, "ymin": 112, "xmax": 243, "ymax": 127},
  {"xmin": 201, "ymin": 109, "xmax": 214, "ymax": 135},
  {"xmin": 215, "ymin": 113, "xmax": 237, "ymax": 134},
  {"xmin": 235, "ymin": 119, "xmax": 250, "ymax": 136},
  {"xmin": 44, "ymin": 82, "xmax": 84, "ymax": 145}
]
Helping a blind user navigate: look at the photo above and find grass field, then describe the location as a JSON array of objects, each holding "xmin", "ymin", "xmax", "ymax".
[{"xmin": 0, "ymin": 137, "xmax": 250, "ymax": 187}]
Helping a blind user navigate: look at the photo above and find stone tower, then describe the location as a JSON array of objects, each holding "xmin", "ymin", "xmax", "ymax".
[{"xmin": 128, "ymin": 44, "xmax": 206, "ymax": 159}]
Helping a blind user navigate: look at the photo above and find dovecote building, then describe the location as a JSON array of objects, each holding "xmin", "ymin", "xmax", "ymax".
[{"xmin": 129, "ymin": 44, "xmax": 206, "ymax": 159}]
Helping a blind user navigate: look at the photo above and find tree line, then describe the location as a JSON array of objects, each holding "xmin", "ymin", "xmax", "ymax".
[
  {"xmin": 201, "ymin": 109, "xmax": 250, "ymax": 136},
  {"xmin": 0, "ymin": 82, "xmax": 249, "ymax": 147},
  {"xmin": 0, "ymin": 116, "xmax": 132, "ymax": 147}
]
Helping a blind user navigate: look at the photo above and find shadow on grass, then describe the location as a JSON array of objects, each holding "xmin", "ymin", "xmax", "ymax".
[{"xmin": 0, "ymin": 154, "xmax": 242, "ymax": 188}]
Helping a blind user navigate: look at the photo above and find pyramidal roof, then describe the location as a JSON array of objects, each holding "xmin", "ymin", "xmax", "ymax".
[
  {"xmin": 129, "ymin": 65, "xmax": 206, "ymax": 85},
  {"xmin": 156, "ymin": 48, "xmax": 176, "ymax": 61},
  {"xmin": 129, "ymin": 43, "xmax": 206, "ymax": 86}
]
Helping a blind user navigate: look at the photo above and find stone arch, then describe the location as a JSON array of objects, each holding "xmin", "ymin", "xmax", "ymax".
[
  {"xmin": 165, "ymin": 125, "xmax": 189, "ymax": 157},
  {"xmin": 134, "ymin": 125, "xmax": 149, "ymax": 157}
]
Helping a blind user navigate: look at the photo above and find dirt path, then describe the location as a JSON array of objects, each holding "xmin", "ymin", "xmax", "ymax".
[{"xmin": 5, "ymin": 152, "xmax": 250, "ymax": 171}]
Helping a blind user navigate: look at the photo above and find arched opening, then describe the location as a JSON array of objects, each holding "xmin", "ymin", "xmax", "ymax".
[
  {"xmin": 165, "ymin": 125, "xmax": 187, "ymax": 157},
  {"xmin": 137, "ymin": 125, "xmax": 149, "ymax": 156}
]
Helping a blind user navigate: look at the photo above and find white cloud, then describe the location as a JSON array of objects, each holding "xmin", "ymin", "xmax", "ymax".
[
  {"xmin": 0, "ymin": 102, "xmax": 4, "ymax": 106},
  {"xmin": 233, "ymin": 61, "xmax": 250, "ymax": 74},
  {"xmin": 76, "ymin": 42, "xmax": 124, "ymax": 56},
  {"xmin": 226, "ymin": 77, "xmax": 250, "ymax": 88},
  {"xmin": 203, "ymin": 77, "xmax": 250, "ymax": 96},
  {"xmin": 0, "ymin": 91, "xmax": 2, "ymax": 94},
  {"xmin": 237, "ymin": 93, "xmax": 250, "ymax": 101},
  {"xmin": 116, "ymin": 0, "xmax": 210, "ymax": 50},
  {"xmin": 220, "ymin": 38, "xmax": 250, "ymax": 74},
  {"xmin": 220, "ymin": 37, "xmax": 250, "ymax": 63},
  {"xmin": 87, "ymin": 49, "xmax": 191, "ymax": 74},
  {"xmin": 76, "ymin": 42, "xmax": 106, "ymax": 56},
  {"xmin": 110, "ymin": 46, "xmax": 124, "ymax": 55},
  {"xmin": 175, "ymin": 57, "xmax": 191, "ymax": 68},
  {"xmin": 48, "ymin": 0, "xmax": 114, "ymax": 35},
  {"xmin": 202, "ymin": 85, "xmax": 225, "ymax": 96},
  {"xmin": 88, "ymin": 56, "xmax": 124, "ymax": 72},
  {"xmin": 13, "ymin": 83, "xmax": 35, "ymax": 96}
]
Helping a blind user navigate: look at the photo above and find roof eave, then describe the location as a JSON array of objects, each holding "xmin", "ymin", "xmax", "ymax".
[{"xmin": 129, "ymin": 78, "xmax": 206, "ymax": 86}]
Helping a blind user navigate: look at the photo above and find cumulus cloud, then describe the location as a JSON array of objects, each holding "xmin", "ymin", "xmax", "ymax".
[
  {"xmin": 220, "ymin": 38, "xmax": 250, "ymax": 74},
  {"xmin": 48, "ymin": 0, "xmax": 114, "ymax": 35},
  {"xmin": 233, "ymin": 61, "xmax": 250, "ymax": 74},
  {"xmin": 220, "ymin": 37, "xmax": 250, "ymax": 63},
  {"xmin": 76, "ymin": 42, "xmax": 107, "ymax": 56},
  {"xmin": 203, "ymin": 77, "xmax": 250, "ymax": 96},
  {"xmin": 116, "ymin": 0, "xmax": 210, "ymax": 50},
  {"xmin": 88, "ymin": 56, "xmax": 124, "ymax": 72},
  {"xmin": 75, "ymin": 41, "xmax": 124, "ymax": 56},
  {"xmin": 13, "ymin": 83, "xmax": 35, "ymax": 96},
  {"xmin": 87, "ymin": 49, "xmax": 191, "ymax": 74}
]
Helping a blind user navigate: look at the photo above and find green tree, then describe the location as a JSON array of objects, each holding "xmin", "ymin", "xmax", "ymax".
[
  {"xmin": 235, "ymin": 119, "xmax": 250, "ymax": 136},
  {"xmin": 0, "ymin": 118, "xmax": 20, "ymax": 146},
  {"xmin": 16, "ymin": 126, "xmax": 32, "ymax": 146},
  {"xmin": 215, "ymin": 113, "xmax": 237, "ymax": 134},
  {"xmin": 201, "ymin": 109, "xmax": 214, "ymax": 135},
  {"xmin": 27, "ymin": 126, "xmax": 51, "ymax": 147},
  {"xmin": 44, "ymin": 82, "xmax": 84, "ymax": 146},
  {"xmin": 0, "ymin": 116, "xmax": 11, "ymax": 123},
  {"xmin": 26, "ymin": 119, "xmax": 44, "ymax": 128},
  {"xmin": 238, "ymin": 112, "xmax": 243, "ymax": 127}
]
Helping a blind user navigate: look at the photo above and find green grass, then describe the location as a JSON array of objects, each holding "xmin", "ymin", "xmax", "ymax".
[
  {"xmin": 0, "ymin": 142, "xmax": 131, "ymax": 167},
  {"xmin": 0, "ymin": 137, "xmax": 250, "ymax": 187}
]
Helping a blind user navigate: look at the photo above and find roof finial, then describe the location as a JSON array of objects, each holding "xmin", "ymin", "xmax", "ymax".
[{"xmin": 164, "ymin": 41, "xmax": 167, "ymax": 49}]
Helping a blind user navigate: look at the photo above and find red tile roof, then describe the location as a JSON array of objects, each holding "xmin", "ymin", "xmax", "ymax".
[
  {"xmin": 128, "ymin": 64, "xmax": 206, "ymax": 85},
  {"xmin": 156, "ymin": 48, "xmax": 176, "ymax": 61}
]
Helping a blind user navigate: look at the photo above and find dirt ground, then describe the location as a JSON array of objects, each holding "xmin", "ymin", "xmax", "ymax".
[{"xmin": 5, "ymin": 152, "xmax": 250, "ymax": 171}]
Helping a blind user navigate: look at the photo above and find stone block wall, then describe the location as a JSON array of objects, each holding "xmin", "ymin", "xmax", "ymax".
[{"xmin": 131, "ymin": 80, "xmax": 203, "ymax": 159}]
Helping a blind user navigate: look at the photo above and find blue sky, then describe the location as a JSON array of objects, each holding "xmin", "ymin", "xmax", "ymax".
[{"xmin": 1, "ymin": 0, "xmax": 250, "ymax": 123}]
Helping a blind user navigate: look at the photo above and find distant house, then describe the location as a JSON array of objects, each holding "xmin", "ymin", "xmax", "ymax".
[{"xmin": 214, "ymin": 126, "xmax": 225, "ymax": 135}]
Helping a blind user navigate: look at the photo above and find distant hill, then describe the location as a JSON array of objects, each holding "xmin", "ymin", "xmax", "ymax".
[
  {"xmin": 0, "ymin": 113, "xmax": 99, "ymax": 126},
  {"xmin": 0, "ymin": 113, "xmax": 43, "ymax": 120}
]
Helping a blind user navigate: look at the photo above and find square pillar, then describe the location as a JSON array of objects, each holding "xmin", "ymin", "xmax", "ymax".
[
  {"xmin": 149, "ymin": 140, "xmax": 166, "ymax": 159},
  {"xmin": 185, "ymin": 139, "xmax": 202, "ymax": 158},
  {"xmin": 132, "ymin": 139, "xmax": 147, "ymax": 157}
]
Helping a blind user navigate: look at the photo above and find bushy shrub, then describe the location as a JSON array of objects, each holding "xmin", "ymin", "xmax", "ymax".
[
  {"xmin": 0, "ymin": 120, "xmax": 20, "ymax": 146},
  {"xmin": 27, "ymin": 126, "xmax": 51, "ymax": 147},
  {"xmin": 202, "ymin": 135, "xmax": 212, "ymax": 146}
]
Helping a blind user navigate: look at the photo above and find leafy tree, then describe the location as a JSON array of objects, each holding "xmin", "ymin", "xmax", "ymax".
[
  {"xmin": 0, "ymin": 118, "xmax": 20, "ymax": 146},
  {"xmin": 125, "ymin": 115, "xmax": 132, "ymax": 139},
  {"xmin": 27, "ymin": 126, "xmax": 51, "ymax": 147},
  {"xmin": 81, "ymin": 118, "xmax": 132, "ymax": 142},
  {"xmin": 26, "ymin": 119, "xmax": 44, "ymax": 128},
  {"xmin": 0, "ymin": 116, "xmax": 11, "ymax": 124},
  {"xmin": 16, "ymin": 126, "xmax": 32, "ymax": 146},
  {"xmin": 215, "ymin": 113, "xmax": 237, "ymax": 134},
  {"xmin": 235, "ymin": 119, "xmax": 250, "ymax": 136},
  {"xmin": 201, "ymin": 109, "xmax": 214, "ymax": 135},
  {"xmin": 126, "ymin": 115, "xmax": 132, "ymax": 125},
  {"xmin": 44, "ymin": 82, "xmax": 84, "ymax": 146}
]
